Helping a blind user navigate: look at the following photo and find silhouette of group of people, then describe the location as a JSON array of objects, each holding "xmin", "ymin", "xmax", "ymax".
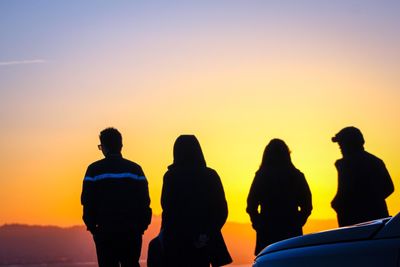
[{"xmin": 81, "ymin": 126, "xmax": 394, "ymax": 267}]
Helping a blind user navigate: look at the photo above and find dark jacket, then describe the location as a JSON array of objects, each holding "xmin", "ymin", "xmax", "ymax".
[
  {"xmin": 81, "ymin": 154, "xmax": 152, "ymax": 234},
  {"xmin": 332, "ymin": 151, "xmax": 394, "ymax": 227},
  {"xmin": 247, "ymin": 166, "xmax": 312, "ymax": 254},
  {"xmin": 161, "ymin": 166, "xmax": 232, "ymax": 266}
]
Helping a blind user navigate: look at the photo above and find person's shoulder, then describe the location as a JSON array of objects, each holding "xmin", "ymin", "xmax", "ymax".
[
  {"xmin": 162, "ymin": 166, "xmax": 174, "ymax": 181},
  {"xmin": 334, "ymin": 158, "xmax": 344, "ymax": 167},
  {"xmin": 126, "ymin": 160, "xmax": 149, "ymax": 181},
  {"xmin": 87, "ymin": 158, "xmax": 107, "ymax": 169},
  {"xmin": 362, "ymin": 151, "xmax": 387, "ymax": 167},
  {"xmin": 292, "ymin": 166, "xmax": 305, "ymax": 177},
  {"xmin": 288, "ymin": 167, "xmax": 307, "ymax": 184},
  {"xmin": 205, "ymin": 167, "xmax": 219, "ymax": 176},
  {"xmin": 205, "ymin": 167, "xmax": 225, "ymax": 185},
  {"xmin": 364, "ymin": 151, "xmax": 383, "ymax": 161},
  {"xmin": 84, "ymin": 158, "xmax": 107, "ymax": 178},
  {"xmin": 122, "ymin": 158, "xmax": 142, "ymax": 169},
  {"xmin": 255, "ymin": 168, "xmax": 267, "ymax": 177}
]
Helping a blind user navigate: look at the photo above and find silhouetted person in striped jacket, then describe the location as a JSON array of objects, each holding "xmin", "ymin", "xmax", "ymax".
[{"xmin": 81, "ymin": 127, "xmax": 152, "ymax": 267}]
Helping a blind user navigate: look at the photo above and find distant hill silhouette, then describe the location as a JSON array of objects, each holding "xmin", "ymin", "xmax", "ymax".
[
  {"xmin": 0, "ymin": 224, "xmax": 95, "ymax": 265},
  {"xmin": 0, "ymin": 216, "xmax": 337, "ymax": 265}
]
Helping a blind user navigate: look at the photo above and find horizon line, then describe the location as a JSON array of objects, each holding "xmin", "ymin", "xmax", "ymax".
[{"xmin": 0, "ymin": 217, "xmax": 338, "ymax": 229}]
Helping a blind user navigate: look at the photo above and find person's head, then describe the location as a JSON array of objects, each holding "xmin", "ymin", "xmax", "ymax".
[
  {"xmin": 172, "ymin": 135, "xmax": 206, "ymax": 168},
  {"xmin": 260, "ymin": 138, "xmax": 292, "ymax": 168},
  {"xmin": 332, "ymin": 126, "xmax": 364, "ymax": 156},
  {"xmin": 99, "ymin": 127, "xmax": 123, "ymax": 156}
]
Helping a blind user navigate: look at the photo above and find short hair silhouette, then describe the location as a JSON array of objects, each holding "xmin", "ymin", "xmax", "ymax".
[
  {"xmin": 99, "ymin": 127, "xmax": 122, "ymax": 153},
  {"xmin": 172, "ymin": 135, "xmax": 206, "ymax": 168},
  {"xmin": 82, "ymin": 127, "xmax": 151, "ymax": 267}
]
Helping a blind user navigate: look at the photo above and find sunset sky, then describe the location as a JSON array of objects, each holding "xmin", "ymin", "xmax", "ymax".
[{"xmin": 1, "ymin": 1, "xmax": 399, "ymax": 227}]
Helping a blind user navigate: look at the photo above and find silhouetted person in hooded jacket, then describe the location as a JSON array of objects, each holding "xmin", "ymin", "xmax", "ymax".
[
  {"xmin": 331, "ymin": 126, "xmax": 394, "ymax": 227},
  {"xmin": 246, "ymin": 139, "xmax": 312, "ymax": 255},
  {"xmin": 160, "ymin": 135, "xmax": 232, "ymax": 267},
  {"xmin": 81, "ymin": 128, "xmax": 152, "ymax": 267}
]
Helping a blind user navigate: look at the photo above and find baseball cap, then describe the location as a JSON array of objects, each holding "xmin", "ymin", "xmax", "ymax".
[{"xmin": 332, "ymin": 126, "xmax": 365, "ymax": 145}]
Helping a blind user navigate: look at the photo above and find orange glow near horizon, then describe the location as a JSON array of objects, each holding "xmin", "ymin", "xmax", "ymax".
[{"xmin": 2, "ymin": 66, "xmax": 400, "ymax": 227}]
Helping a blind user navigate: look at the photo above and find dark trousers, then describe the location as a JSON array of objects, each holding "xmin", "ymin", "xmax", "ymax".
[
  {"xmin": 94, "ymin": 231, "xmax": 142, "ymax": 267},
  {"xmin": 164, "ymin": 235, "xmax": 210, "ymax": 267}
]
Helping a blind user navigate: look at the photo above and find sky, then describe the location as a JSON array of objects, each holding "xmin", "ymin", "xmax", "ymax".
[{"xmin": 0, "ymin": 0, "xmax": 399, "ymax": 227}]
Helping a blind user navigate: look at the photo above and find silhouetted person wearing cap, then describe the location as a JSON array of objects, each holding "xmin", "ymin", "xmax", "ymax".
[
  {"xmin": 331, "ymin": 126, "xmax": 394, "ymax": 227},
  {"xmin": 160, "ymin": 135, "xmax": 232, "ymax": 267},
  {"xmin": 81, "ymin": 128, "xmax": 152, "ymax": 267},
  {"xmin": 246, "ymin": 139, "xmax": 312, "ymax": 255}
]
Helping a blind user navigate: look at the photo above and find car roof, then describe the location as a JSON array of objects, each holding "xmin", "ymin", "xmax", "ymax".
[
  {"xmin": 374, "ymin": 212, "xmax": 400, "ymax": 239},
  {"xmin": 258, "ymin": 215, "xmax": 395, "ymax": 257}
]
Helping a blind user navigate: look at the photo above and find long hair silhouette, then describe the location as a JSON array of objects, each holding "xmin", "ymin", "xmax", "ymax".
[{"xmin": 260, "ymin": 138, "xmax": 292, "ymax": 168}]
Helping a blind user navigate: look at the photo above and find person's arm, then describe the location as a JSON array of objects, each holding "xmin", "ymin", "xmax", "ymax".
[
  {"xmin": 81, "ymin": 166, "xmax": 97, "ymax": 233},
  {"xmin": 331, "ymin": 160, "xmax": 344, "ymax": 212},
  {"xmin": 160, "ymin": 172, "xmax": 171, "ymax": 230},
  {"xmin": 246, "ymin": 173, "xmax": 261, "ymax": 230},
  {"xmin": 297, "ymin": 172, "xmax": 312, "ymax": 226},
  {"xmin": 376, "ymin": 160, "xmax": 394, "ymax": 199},
  {"xmin": 134, "ymin": 167, "xmax": 152, "ymax": 232},
  {"xmin": 209, "ymin": 170, "xmax": 228, "ymax": 232}
]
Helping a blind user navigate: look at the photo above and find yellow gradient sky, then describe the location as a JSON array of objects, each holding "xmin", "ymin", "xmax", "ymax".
[{"xmin": 1, "ymin": 1, "xmax": 399, "ymax": 226}]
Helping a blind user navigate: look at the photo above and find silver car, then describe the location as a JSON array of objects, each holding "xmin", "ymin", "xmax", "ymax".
[{"xmin": 253, "ymin": 213, "xmax": 400, "ymax": 267}]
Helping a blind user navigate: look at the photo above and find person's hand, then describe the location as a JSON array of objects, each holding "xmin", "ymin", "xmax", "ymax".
[
  {"xmin": 88, "ymin": 225, "xmax": 98, "ymax": 235},
  {"xmin": 251, "ymin": 216, "xmax": 262, "ymax": 231},
  {"xmin": 194, "ymin": 234, "xmax": 209, "ymax": 248}
]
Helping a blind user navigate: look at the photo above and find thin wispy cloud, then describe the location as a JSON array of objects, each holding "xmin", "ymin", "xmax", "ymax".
[{"xmin": 0, "ymin": 59, "xmax": 46, "ymax": 66}]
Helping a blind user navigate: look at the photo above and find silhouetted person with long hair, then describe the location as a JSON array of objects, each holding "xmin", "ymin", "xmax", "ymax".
[
  {"xmin": 160, "ymin": 135, "xmax": 232, "ymax": 267},
  {"xmin": 81, "ymin": 128, "xmax": 152, "ymax": 267},
  {"xmin": 246, "ymin": 139, "xmax": 312, "ymax": 255},
  {"xmin": 331, "ymin": 126, "xmax": 394, "ymax": 227}
]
